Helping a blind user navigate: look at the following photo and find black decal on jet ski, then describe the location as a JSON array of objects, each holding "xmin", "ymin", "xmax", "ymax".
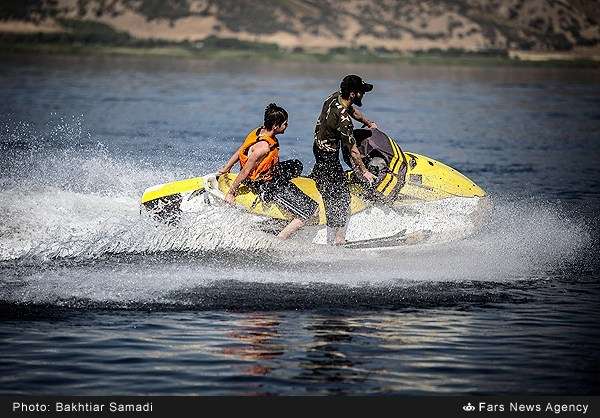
[
  {"xmin": 345, "ymin": 229, "xmax": 432, "ymax": 249},
  {"xmin": 342, "ymin": 229, "xmax": 407, "ymax": 249}
]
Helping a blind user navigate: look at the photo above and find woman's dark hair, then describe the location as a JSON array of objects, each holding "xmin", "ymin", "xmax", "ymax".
[{"xmin": 264, "ymin": 103, "xmax": 288, "ymax": 130}]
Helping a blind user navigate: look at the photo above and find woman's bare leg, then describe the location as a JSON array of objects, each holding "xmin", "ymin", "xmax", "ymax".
[{"xmin": 277, "ymin": 218, "xmax": 305, "ymax": 240}]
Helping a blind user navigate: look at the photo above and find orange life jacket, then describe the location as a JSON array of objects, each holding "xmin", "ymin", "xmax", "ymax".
[{"xmin": 238, "ymin": 127, "xmax": 280, "ymax": 181}]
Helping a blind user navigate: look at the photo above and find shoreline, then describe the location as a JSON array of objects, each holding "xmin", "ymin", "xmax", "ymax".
[{"xmin": 1, "ymin": 41, "xmax": 599, "ymax": 69}]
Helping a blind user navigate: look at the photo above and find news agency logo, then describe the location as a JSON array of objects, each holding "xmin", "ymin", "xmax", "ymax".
[{"xmin": 463, "ymin": 402, "xmax": 475, "ymax": 412}]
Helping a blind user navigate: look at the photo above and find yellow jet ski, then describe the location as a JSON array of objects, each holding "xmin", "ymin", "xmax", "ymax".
[{"xmin": 140, "ymin": 129, "xmax": 486, "ymax": 227}]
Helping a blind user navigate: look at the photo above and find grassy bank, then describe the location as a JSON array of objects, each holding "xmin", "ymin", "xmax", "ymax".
[{"xmin": 1, "ymin": 32, "xmax": 598, "ymax": 68}]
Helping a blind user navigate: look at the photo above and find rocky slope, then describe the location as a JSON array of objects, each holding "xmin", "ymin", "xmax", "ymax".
[{"xmin": 1, "ymin": 0, "xmax": 599, "ymax": 56}]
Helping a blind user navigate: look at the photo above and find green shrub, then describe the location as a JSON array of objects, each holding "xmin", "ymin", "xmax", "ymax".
[
  {"xmin": 57, "ymin": 18, "xmax": 131, "ymax": 44},
  {"xmin": 199, "ymin": 35, "xmax": 279, "ymax": 52}
]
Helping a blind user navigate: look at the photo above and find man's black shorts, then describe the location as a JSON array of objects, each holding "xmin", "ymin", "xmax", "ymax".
[{"xmin": 311, "ymin": 145, "xmax": 351, "ymax": 228}]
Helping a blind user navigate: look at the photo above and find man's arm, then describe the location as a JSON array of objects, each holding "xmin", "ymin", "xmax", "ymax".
[
  {"xmin": 336, "ymin": 110, "xmax": 376, "ymax": 183},
  {"xmin": 224, "ymin": 142, "xmax": 269, "ymax": 204},
  {"xmin": 349, "ymin": 107, "xmax": 377, "ymax": 129},
  {"xmin": 347, "ymin": 143, "xmax": 376, "ymax": 184}
]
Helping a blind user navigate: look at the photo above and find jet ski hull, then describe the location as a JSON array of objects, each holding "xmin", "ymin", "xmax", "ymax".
[{"xmin": 140, "ymin": 150, "xmax": 486, "ymax": 225}]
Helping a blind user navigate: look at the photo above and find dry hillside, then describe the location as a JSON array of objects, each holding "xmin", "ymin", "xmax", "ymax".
[{"xmin": 1, "ymin": 0, "xmax": 599, "ymax": 57}]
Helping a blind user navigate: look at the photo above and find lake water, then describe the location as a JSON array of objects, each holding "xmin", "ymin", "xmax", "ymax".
[{"xmin": 0, "ymin": 54, "xmax": 599, "ymax": 395}]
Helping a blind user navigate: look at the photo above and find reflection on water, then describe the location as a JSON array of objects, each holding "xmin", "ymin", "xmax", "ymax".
[
  {"xmin": 0, "ymin": 282, "xmax": 598, "ymax": 395},
  {"xmin": 300, "ymin": 317, "xmax": 367, "ymax": 389},
  {"xmin": 222, "ymin": 314, "xmax": 283, "ymax": 379}
]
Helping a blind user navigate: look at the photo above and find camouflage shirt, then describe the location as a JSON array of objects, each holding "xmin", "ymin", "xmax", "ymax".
[{"xmin": 314, "ymin": 91, "xmax": 356, "ymax": 153}]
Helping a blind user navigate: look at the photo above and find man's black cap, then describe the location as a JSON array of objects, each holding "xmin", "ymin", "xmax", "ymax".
[{"xmin": 340, "ymin": 74, "xmax": 373, "ymax": 93}]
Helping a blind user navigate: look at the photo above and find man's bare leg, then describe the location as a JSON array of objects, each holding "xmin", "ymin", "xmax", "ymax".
[
  {"xmin": 327, "ymin": 226, "xmax": 347, "ymax": 245},
  {"xmin": 334, "ymin": 227, "xmax": 347, "ymax": 245}
]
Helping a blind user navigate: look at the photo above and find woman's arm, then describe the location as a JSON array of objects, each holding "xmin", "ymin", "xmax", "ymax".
[
  {"xmin": 218, "ymin": 149, "xmax": 241, "ymax": 176},
  {"xmin": 224, "ymin": 142, "xmax": 269, "ymax": 204}
]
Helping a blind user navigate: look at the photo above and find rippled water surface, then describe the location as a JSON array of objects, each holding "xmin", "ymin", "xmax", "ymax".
[{"xmin": 0, "ymin": 55, "xmax": 599, "ymax": 395}]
